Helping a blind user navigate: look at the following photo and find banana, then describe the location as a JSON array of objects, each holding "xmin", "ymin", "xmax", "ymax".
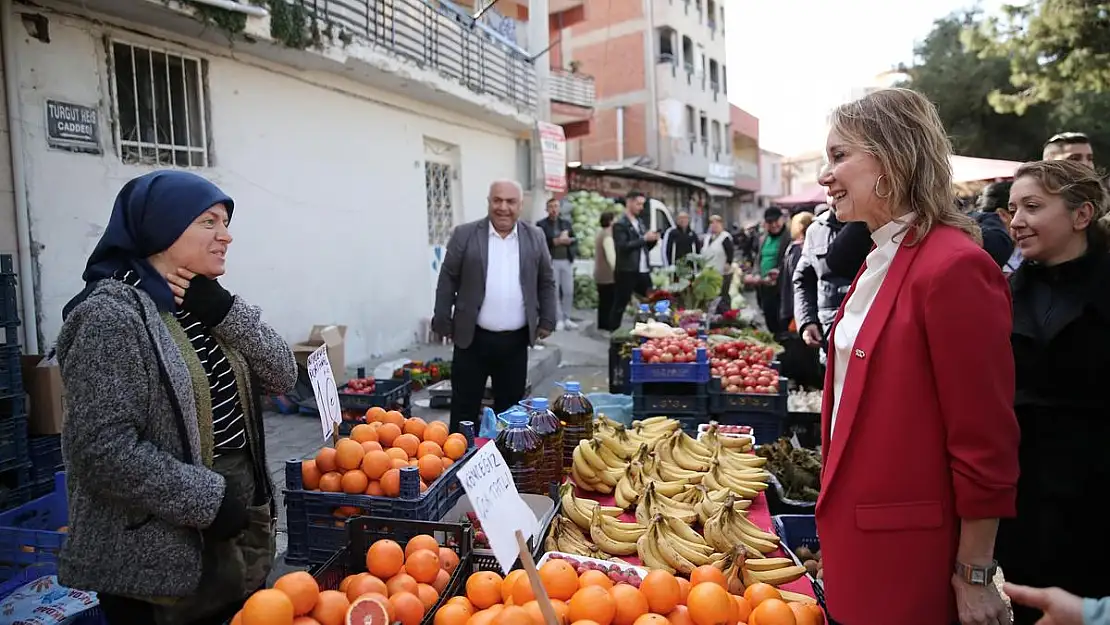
[
  {"xmin": 636, "ymin": 526, "xmax": 677, "ymax": 574},
  {"xmin": 596, "ymin": 509, "xmax": 648, "ymax": 543},
  {"xmin": 742, "ymin": 557, "xmax": 797, "ymax": 572},
  {"xmin": 671, "ymin": 484, "xmax": 707, "ymax": 506},
  {"xmin": 704, "ymin": 494, "xmax": 773, "ymax": 558},
  {"xmin": 715, "ymin": 447, "xmax": 768, "ymax": 470},
  {"xmin": 736, "ymin": 512, "xmax": 781, "ymax": 545},
  {"xmin": 663, "ymin": 515, "xmax": 713, "ymax": 550},
  {"xmin": 646, "ymin": 516, "xmax": 699, "ymax": 575},
  {"xmin": 614, "ymin": 466, "xmax": 640, "ymax": 510},
  {"xmin": 597, "ymin": 443, "xmax": 631, "ymax": 470},
  {"xmin": 561, "ymin": 484, "xmax": 622, "ymax": 530},
  {"xmin": 635, "ymin": 483, "xmax": 697, "ymax": 526},
  {"xmin": 571, "ymin": 462, "xmax": 601, "ymax": 493},
  {"xmin": 701, "ymin": 424, "xmax": 753, "ymax": 449},
  {"xmin": 657, "ymin": 460, "xmax": 705, "ymax": 484},
  {"xmin": 660, "ymin": 432, "xmax": 711, "ymax": 472},
  {"xmin": 579, "ymin": 439, "xmax": 614, "ymax": 472},
  {"xmin": 551, "ymin": 516, "xmax": 596, "ymax": 557},
  {"xmin": 779, "ymin": 590, "xmax": 817, "ymax": 605},
  {"xmin": 597, "ymin": 431, "xmax": 638, "ymax": 460},
  {"xmin": 676, "ymin": 430, "xmax": 714, "ymax": 459},
  {"xmin": 703, "ymin": 464, "xmax": 762, "ymax": 499},
  {"xmin": 747, "ymin": 566, "xmax": 807, "ymax": 586},
  {"xmin": 572, "ymin": 454, "xmax": 613, "ymax": 494},
  {"xmin": 635, "ymin": 416, "xmax": 672, "ymax": 426},
  {"xmin": 589, "ymin": 505, "xmax": 638, "ymax": 556}
]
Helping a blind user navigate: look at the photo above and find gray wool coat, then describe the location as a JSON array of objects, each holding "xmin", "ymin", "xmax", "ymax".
[{"xmin": 54, "ymin": 279, "xmax": 297, "ymax": 599}]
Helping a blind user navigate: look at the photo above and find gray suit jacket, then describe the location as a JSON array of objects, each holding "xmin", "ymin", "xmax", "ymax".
[{"xmin": 433, "ymin": 217, "xmax": 558, "ymax": 349}]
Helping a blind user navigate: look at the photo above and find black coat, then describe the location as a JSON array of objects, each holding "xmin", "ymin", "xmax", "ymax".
[
  {"xmin": 972, "ymin": 211, "xmax": 1015, "ymax": 269},
  {"xmin": 612, "ymin": 214, "xmax": 658, "ymax": 273}
]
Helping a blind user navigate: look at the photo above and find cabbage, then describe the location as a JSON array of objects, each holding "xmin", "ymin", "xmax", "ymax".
[{"xmin": 567, "ymin": 191, "xmax": 618, "ymax": 259}]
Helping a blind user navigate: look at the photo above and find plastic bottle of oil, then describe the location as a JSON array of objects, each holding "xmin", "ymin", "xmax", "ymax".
[
  {"xmin": 526, "ymin": 397, "xmax": 564, "ymax": 494},
  {"xmin": 494, "ymin": 407, "xmax": 543, "ymax": 495},
  {"xmin": 553, "ymin": 381, "xmax": 594, "ymax": 476}
]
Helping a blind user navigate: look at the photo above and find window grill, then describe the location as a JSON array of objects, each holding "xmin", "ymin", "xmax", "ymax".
[
  {"xmin": 425, "ymin": 161, "xmax": 455, "ymax": 246},
  {"xmin": 110, "ymin": 41, "xmax": 208, "ymax": 167}
]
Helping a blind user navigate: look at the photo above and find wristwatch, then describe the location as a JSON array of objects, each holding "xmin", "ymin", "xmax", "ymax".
[{"xmin": 954, "ymin": 560, "xmax": 998, "ymax": 586}]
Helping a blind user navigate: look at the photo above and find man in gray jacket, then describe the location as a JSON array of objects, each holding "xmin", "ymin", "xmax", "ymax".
[{"xmin": 792, "ymin": 206, "xmax": 853, "ymax": 351}]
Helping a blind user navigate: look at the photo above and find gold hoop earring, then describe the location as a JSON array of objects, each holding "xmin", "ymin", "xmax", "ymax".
[{"xmin": 874, "ymin": 174, "xmax": 892, "ymax": 199}]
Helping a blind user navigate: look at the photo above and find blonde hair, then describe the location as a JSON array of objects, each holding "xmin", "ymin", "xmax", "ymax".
[
  {"xmin": 829, "ymin": 88, "xmax": 981, "ymax": 245},
  {"xmin": 790, "ymin": 212, "xmax": 814, "ymax": 239},
  {"xmin": 1014, "ymin": 159, "xmax": 1110, "ymax": 244}
]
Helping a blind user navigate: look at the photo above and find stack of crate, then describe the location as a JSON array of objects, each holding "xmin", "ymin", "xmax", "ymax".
[
  {"xmin": 0, "ymin": 254, "xmax": 60, "ymax": 512},
  {"xmin": 628, "ymin": 343, "xmax": 711, "ymax": 433}
]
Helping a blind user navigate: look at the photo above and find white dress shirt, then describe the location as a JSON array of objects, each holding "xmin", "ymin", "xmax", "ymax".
[
  {"xmin": 829, "ymin": 216, "xmax": 912, "ymax": 437},
  {"xmin": 629, "ymin": 216, "xmax": 650, "ymax": 273},
  {"xmin": 476, "ymin": 222, "xmax": 527, "ymax": 332}
]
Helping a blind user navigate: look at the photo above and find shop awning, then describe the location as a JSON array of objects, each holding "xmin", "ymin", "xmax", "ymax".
[
  {"xmin": 569, "ymin": 160, "xmax": 734, "ymax": 198},
  {"xmin": 774, "ymin": 185, "xmax": 827, "ymax": 206},
  {"xmin": 950, "ymin": 155, "xmax": 1021, "ymax": 183}
]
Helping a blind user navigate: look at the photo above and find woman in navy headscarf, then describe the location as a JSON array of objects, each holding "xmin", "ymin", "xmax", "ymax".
[{"xmin": 55, "ymin": 171, "xmax": 297, "ymax": 625}]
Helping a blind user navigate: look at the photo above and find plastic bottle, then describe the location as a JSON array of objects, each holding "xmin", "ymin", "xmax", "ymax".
[
  {"xmin": 553, "ymin": 381, "xmax": 594, "ymax": 476},
  {"xmin": 526, "ymin": 397, "xmax": 564, "ymax": 494},
  {"xmin": 494, "ymin": 407, "xmax": 543, "ymax": 495},
  {"xmin": 634, "ymin": 304, "xmax": 652, "ymax": 324},
  {"xmin": 654, "ymin": 301, "xmax": 674, "ymax": 326}
]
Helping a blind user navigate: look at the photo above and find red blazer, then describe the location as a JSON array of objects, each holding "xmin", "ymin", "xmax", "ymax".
[{"xmin": 816, "ymin": 224, "xmax": 1020, "ymax": 625}]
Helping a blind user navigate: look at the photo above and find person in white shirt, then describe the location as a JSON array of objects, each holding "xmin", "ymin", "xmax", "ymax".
[{"xmin": 432, "ymin": 180, "xmax": 557, "ymax": 432}]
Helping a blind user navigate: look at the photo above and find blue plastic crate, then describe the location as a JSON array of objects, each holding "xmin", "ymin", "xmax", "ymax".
[
  {"xmin": 284, "ymin": 444, "xmax": 477, "ymax": 565},
  {"xmin": 0, "ymin": 467, "xmax": 50, "ymax": 513},
  {"xmin": 28, "ymin": 435, "xmax": 63, "ymax": 484},
  {"xmin": 0, "ymin": 472, "xmax": 67, "ymax": 583},
  {"xmin": 0, "ymin": 345, "xmax": 21, "ymax": 398},
  {"xmin": 630, "ymin": 347, "xmax": 710, "ymax": 383},
  {"xmin": 707, "ymin": 376, "xmax": 788, "ymax": 415},
  {"xmin": 771, "ymin": 514, "xmax": 825, "ymax": 607},
  {"xmin": 0, "ymin": 561, "xmax": 106, "ymax": 624},
  {"xmin": 0, "ymin": 414, "xmax": 29, "ymax": 474}
]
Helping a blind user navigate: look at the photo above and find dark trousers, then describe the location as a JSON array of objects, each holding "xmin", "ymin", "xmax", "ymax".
[
  {"xmin": 758, "ymin": 284, "xmax": 783, "ymax": 335},
  {"xmin": 450, "ymin": 327, "xmax": 530, "ymax": 433},
  {"xmin": 596, "ymin": 282, "xmax": 616, "ymax": 331},
  {"xmin": 610, "ymin": 271, "xmax": 652, "ymax": 330},
  {"xmin": 99, "ymin": 594, "xmax": 241, "ymax": 625},
  {"xmin": 715, "ymin": 274, "xmax": 733, "ymax": 314}
]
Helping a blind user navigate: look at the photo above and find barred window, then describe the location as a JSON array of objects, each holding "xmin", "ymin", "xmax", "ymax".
[{"xmin": 110, "ymin": 41, "xmax": 209, "ymax": 167}]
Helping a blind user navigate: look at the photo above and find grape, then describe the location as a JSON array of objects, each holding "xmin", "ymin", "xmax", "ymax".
[
  {"xmin": 577, "ymin": 566, "xmax": 588, "ymax": 575},
  {"xmin": 628, "ymin": 577, "xmax": 641, "ymax": 588},
  {"xmin": 549, "ymin": 553, "xmax": 563, "ymax": 560}
]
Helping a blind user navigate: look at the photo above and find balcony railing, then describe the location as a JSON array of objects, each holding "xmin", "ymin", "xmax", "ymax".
[
  {"xmin": 549, "ymin": 69, "xmax": 595, "ymax": 108},
  {"xmin": 289, "ymin": 0, "xmax": 537, "ymax": 111}
]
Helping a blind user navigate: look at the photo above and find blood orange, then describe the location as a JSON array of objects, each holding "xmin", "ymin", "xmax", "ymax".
[{"xmin": 346, "ymin": 594, "xmax": 391, "ymax": 625}]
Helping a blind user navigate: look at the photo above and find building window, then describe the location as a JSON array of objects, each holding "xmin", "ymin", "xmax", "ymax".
[
  {"xmin": 685, "ymin": 105, "xmax": 697, "ymax": 152},
  {"xmin": 711, "ymin": 120, "xmax": 721, "ymax": 157},
  {"xmin": 110, "ymin": 41, "xmax": 208, "ymax": 167},
  {"xmin": 425, "ymin": 161, "xmax": 455, "ymax": 246}
]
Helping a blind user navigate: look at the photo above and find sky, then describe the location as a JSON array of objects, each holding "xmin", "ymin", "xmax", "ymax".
[{"xmin": 725, "ymin": 0, "xmax": 1005, "ymax": 157}]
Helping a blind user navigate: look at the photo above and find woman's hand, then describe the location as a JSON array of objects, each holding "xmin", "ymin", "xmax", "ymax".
[
  {"xmin": 1003, "ymin": 584, "xmax": 1085, "ymax": 625},
  {"xmin": 166, "ymin": 267, "xmax": 196, "ymax": 306},
  {"xmin": 953, "ymin": 575, "xmax": 1012, "ymax": 625}
]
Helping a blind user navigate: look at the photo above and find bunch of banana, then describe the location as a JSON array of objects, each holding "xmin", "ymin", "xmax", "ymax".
[
  {"xmin": 702, "ymin": 493, "xmax": 782, "ymax": 557},
  {"xmin": 589, "ymin": 504, "xmax": 643, "ymax": 556},
  {"xmin": 695, "ymin": 488, "xmax": 752, "ymax": 526},
  {"xmin": 571, "ymin": 439, "xmax": 622, "ymax": 492},
  {"xmin": 699, "ymin": 424, "xmax": 754, "ymax": 453},
  {"xmin": 702, "ymin": 460, "xmax": 770, "ymax": 500},
  {"xmin": 561, "ymin": 483, "xmax": 623, "ymax": 530},
  {"xmin": 714, "ymin": 445, "xmax": 768, "ymax": 471},
  {"xmin": 657, "ymin": 431, "xmax": 711, "ymax": 472},
  {"xmin": 614, "ymin": 462, "xmax": 645, "ymax": 509},
  {"xmin": 670, "ymin": 483, "xmax": 707, "ymax": 507},
  {"xmin": 637, "ymin": 514, "xmax": 722, "ymax": 576},
  {"xmin": 595, "ymin": 425, "xmax": 640, "ymax": 460},
  {"xmin": 635, "ymin": 482, "xmax": 697, "ymax": 526},
  {"xmin": 627, "ymin": 417, "xmax": 680, "ymax": 446},
  {"xmin": 742, "ymin": 556, "xmax": 808, "ymax": 587},
  {"xmin": 547, "ymin": 514, "xmax": 597, "ymax": 557},
  {"xmin": 638, "ymin": 455, "xmax": 693, "ymax": 496}
]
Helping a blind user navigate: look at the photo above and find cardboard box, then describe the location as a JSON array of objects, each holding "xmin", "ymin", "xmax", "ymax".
[
  {"xmin": 292, "ymin": 325, "xmax": 347, "ymax": 382},
  {"xmin": 21, "ymin": 355, "xmax": 64, "ymax": 435}
]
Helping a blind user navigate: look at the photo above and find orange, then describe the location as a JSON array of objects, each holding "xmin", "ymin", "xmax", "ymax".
[
  {"xmin": 241, "ymin": 588, "xmax": 294, "ymax": 625},
  {"xmin": 418, "ymin": 440, "xmax": 444, "ymax": 458},
  {"xmin": 433, "ymin": 568, "xmax": 452, "ymax": 594},
  {"xmin": 293, "ymin": 617, "xmax": 322, "ymax": 625},
  {"xmin": 367, "ymin": 406, "xmax": 388, "ymax": 422},
  {"xmin": 424, "ymin": 422, "xmax": 450, "ymax": 447},
  {"xmin": 301, "ymin": 460, "xmax": 322, "ymax": 490},
  {"xmin": 675, "ymin": 578, "xmax": 690, "ymax": 605},
  {"xmin": 405, "ymin": 534, "xmax": 441, "ymax": 558},
  {"xmin": 539, "ymin": 559, "xmax": 580, "ymax": 601},
  {"xmin": 503, "ymin": 570, "xmax": 528, "ymax": 603},
  {"xmin": 362, "ymin": 451, "xmax": 392, "ymax": 481},
  {"xmin": 341, "ymin": 470, "xmax": 369, "ymax": 494},
  {"xmin": 439, "ymin": 547, "xmax": 460, "ymax": 574},
  {"xmin": 443, "ymin": 437, "xmax": 468, "ymax": 460},
  {"xmin": 665, "ymin": 606, "xmax": 695, "ymax": 625},
  {"xmin": 521, "ymin": 599, "xmax": 569, "ymax": 625},
  {"xmin": 231, "ymin": 611, "xmax": 243, "ymax": 625},
  {"xmin": 688, "ymin": 566, "xmax": 727, "ymax": 590},
  {"xmin": 789, "ymin": 603, "xmax": 821, "ymax": 625},
  {"xmin": 632, "ymin": 615, "xmax": 670, "ymax": 625},
  {"xmin": 340, "ymin": 574, "xmax": 362, "ymax": 594},
  {"xmin": 748, "ymin": 599, "xmax": 795, "ymax": 625},
  {"xmin": 318, "ymin": 472, "xmax": 342, "ymax": 493},
  {"xmin": 732, "ymin": 596, "xmax": 751, "ymax": 624},
  {"xmin": 387, "ymin": 573, "xmax": 419, "ymax": 596},
  {"xmin": 470, "ymin": 609, "xmax": 501, "ymax": 625},
  {"xmin": 386, "ymin": 447, "xmax": 409, "ymax": 462},
  {"xmin": 741, "ymin": 583, "xmax": 781, "ymax": 609},
  {"xmin": 446, "ymin": 596, "xmax": 475, "ymax": 615},
  {"xmin": 390, "ymin": 591, "xmax": 426, "ymax": 625},
  {"xmin": 393, "ymin": 458, "xmax": 411, "ymax": 470},
  {"xmin": 378, "ymin": 423, "xmax": 403, "ymax": 447},
  {"xmin": 578, "ymin": 570, "xmax": 614, "ymax": 589},
  {"xmin": 351, "ymin": 424, "xmax": 379, "ymax": 444},
  {"xmin": 685, "ymin": 583, "xmax": 732, "ymax": 625},
  {"xmin": 641, "ymin": 571, "xmax": 680, "ymax": 615},
  {"xmin": 315, "ymin": 447, "xmax": 338, "ymax": 473},
  {"xmin": 366, "ymin": 481, "xmax": 384, "ymax": 496},
  {"xmin": 347, "ymin": 574, "xmax": 389, "ymax": 602},
  {"xmin": 511, "ymin": 575, "xmax": 537, "ymax": 606},
  {"xmin": 466, "ymin": 571, "xmax": 503, "ymax": 610},
  {"xmin": 417, "ymin": 583, "xmax": 440, "ymax": 610},
  {"xmin": 310, "ymin": 590, "xmax": 350, "ymax": 625},
  {"xmin": 404, "ymin": 417, "xmax": 428, "ymax": 439},
  {"xmin": 610, "ymin": 584, "xmax": 649, "ymax": 625},
  {"xmin": 362, "ymin": 593, "xmax": 395, "ymax": 621},
  {"xmin": 567, "ymin": 585, "xmax": 617, "ymax": 625},
  {"xmin": 436, "ymin": 603, "xmax": 472, "ymax": 625},
  {"xmin": 366, "ymin": 539, "xmax": 405, "ymax": 579},
  {"xmin": 383, "ymin": 410, "xmax": 406, "ymax": 427},
  {"xmin": 273, "ymin": 571, "xmax": 320, "ymax": 616},
  {"xmin": 394, "ymin": 433, "xmax": 421, "ymax": 458},
  {"xmin": 335, "ymin": 439, "xmax": 366, "ymax": 471},
  {"xmin": 419, "ymin": 455, "xmax": 445, "ymax": 482},
  {"xmin": 571, "ymin": 621, "xmax": 602, "ymax": 625},
  {"xmin": 406, "ymin": 549, "xmax": 442, "ymax": 584},
  {"xmin": 493, "ymin": 605, "xmax": 533, "ymax": 625},
  {"xmin": 380, "ymin": 469, "xmax": 402, "ymax": 497},
  {"xmin": 442, "ymin": 457, "xmax": 455, "ymax": 470},
  {"xmin": 361, "ymin": 441, "xmax": 384, "ymax": 453}
]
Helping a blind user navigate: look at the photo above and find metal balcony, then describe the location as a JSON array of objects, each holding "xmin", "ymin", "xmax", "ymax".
[
  {"xmin": 549, "ymin": 68, "xmax": 595, "ymax": 108},
  {"xmin": 291, "ymin": 0, "xmax": 537, "ymax": 111}
]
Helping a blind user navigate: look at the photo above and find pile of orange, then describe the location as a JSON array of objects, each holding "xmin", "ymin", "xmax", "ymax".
[
  {"xmin": 301, "ymin": 409, "xmax": 470, "ymax": 498},
  {"xmin": 230, "ymin": 534, "xmax": 462, "ymax": 625},
  {"xmin": 435, "ymin": 562, "xmax": 823, "ymax": 625}
]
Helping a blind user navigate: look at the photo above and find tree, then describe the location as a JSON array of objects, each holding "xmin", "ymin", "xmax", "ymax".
[
  {"xmin": 902, "ymin": 9, "xmax": 1051, "ymax": 161},
  {"xmin": 964, "ymin": 0, "xmax": 1110, "ymax": 113}
]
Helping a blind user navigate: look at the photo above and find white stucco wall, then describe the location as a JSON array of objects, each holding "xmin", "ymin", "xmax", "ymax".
[
  {"xmin": 15, "ymin": 9, "xmax": 522, "ymax": 363},
  {"xmin": 759, "ymin": 150, "xmax": 783, "ymax": 199}
]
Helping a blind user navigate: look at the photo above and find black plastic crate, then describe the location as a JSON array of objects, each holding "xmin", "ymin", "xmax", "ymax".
[
  {"xmin": 708, "ymin": 410, "xmax": 784, "ymax": 444},
  {"xmin": 311, "ymin": 516, "xmax": 473, "ymax": 625},
  {"xmin": 608, "ymin": 342, "xmax": 630, "ymax": 396},
  {"xmin": 0, "ymin": 324, "xmax": 18, "ymax": 348},
  {"xmin": 0, "ymin": 345, "xmax": 22, "ymax": 399},
  {"xmin": 337, "ymin": 372, "xmax": 413, "ymax": 416},
  {"xmin": 0, "ymin": 394, "xmax": 25, "ymax": 420},
  {"xmin": 0, "ymin": 414, "xmax": 28, "ymax": 474},
  {"xmin": 0, "ymin": 255, "xmax": 17, "ymax": 327},
  {"xmin": 707, "ymin": 377, "xmax": 788, "ymax": 415},
  {"xmin": 28, "ymin": 436, "xmax": 63, "ymax": 484},
  {"xmin": 0, "ymin": 467, "xmax": 50, "ymax": 513},
  {"xmin": 771, "ymin": 514, "xmax": 825, "ymax": 607},
  {"xmin": 630, "ymin": 410, "xmax": 703, "ymax": 435},
  {"xmin": 785, "ymin": 412, "xmax": 821, "ymax": 449},
  {"xmin": 631, "ymin": 382, "xmax": 709, "ymax": 414}
]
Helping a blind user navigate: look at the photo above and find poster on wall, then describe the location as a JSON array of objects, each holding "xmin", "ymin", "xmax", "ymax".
[
  {"xmin": 538, "ymin": 121, "xmax": 567, "ymax": 193},
  {"xmin": 45, "ymin": 100, "xmax": 101, "ymax": 154}
]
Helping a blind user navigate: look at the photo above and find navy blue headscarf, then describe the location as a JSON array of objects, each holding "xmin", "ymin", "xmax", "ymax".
[{"xmin": 63, "ymin": 171, "xmax": 234, "ymax": 319}]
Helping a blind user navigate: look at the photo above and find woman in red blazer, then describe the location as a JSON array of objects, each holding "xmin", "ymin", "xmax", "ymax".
[{"xmin": 814, "ymin": 88, "xmax": 1020, "ymax": 625}]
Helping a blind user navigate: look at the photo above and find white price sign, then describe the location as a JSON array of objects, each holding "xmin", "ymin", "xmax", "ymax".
[
  {"xmin": 307, "ymin": 344, "xmax": 343, "ymax": 441},
  {"xmin": 456, "ymin": 442, "xmax": 538, "ymax": 574}
]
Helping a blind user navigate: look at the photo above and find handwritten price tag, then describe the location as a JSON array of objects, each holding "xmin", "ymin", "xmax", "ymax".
[
  {"xmin": 457, "ymin": 443, "xmax": 538, "ymax": 573},
  {"xmin": 307, "ymin": 344, "xmax": 343, "ymax": 442}
]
